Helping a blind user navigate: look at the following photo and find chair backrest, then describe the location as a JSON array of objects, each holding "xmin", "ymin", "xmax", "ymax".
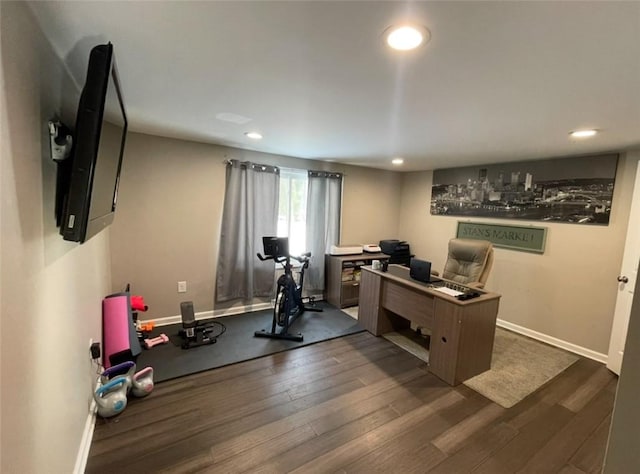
[{"xmin": 442, "ymin": 238, "xmax": 494, "ymax": 288}]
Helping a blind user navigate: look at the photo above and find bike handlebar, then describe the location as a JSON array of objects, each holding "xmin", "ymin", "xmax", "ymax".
[
  {"xmin": 256, "ymin": 252, "xmax": 311, "ymax": 264},
  {"xmin": 291, "ymin": 252, "xmax": 311, "ymax": 263}
]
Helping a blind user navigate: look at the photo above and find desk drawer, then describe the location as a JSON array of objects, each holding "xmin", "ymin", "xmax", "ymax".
[{"xmin": 381, "ymin": 282, "xmax": 435, "ymax": 328}]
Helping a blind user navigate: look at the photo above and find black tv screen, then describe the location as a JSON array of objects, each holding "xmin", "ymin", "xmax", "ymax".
[{"xmin": 60, "ymin": 42, "xmax": 127, "ymax": 243}]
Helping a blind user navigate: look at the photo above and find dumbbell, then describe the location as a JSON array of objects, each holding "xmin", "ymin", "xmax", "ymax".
[
  {"xmin": 131, "ymin": 367, "xmax": 154, "ymax": 397},
  {"xmin": 137, "ymin": 321, "xmax": 155, "ymax": 333},
  {"xmin": 94, "ymin": 378, "xmax": 128, "ymax": 418},
  {"xmin": 144, "ymin": 333, "xmax": 169, "ymax": 349}
]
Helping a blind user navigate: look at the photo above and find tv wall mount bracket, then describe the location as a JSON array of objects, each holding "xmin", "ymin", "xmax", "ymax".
[{"xmin": 48, "ymin": 120, "xmax": 73, "ymax": 162}]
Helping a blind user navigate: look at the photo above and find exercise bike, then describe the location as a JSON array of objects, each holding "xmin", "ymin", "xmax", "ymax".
[{"xmin": 255, "ymin": 236, "xmax": 322, "ymax": 342}]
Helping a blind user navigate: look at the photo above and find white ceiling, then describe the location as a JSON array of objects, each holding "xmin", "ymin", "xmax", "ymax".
[{"xmin": 28, "ymin": 1, "xmax": 640, "ymax": 171}]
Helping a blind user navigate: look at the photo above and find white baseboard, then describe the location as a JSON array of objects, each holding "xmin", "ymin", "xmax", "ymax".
[
  {"xmin": 151, "ymin": 301, "xmax": 274, "ymax": 327},
  {"xmin": 496, "ymin": 318, "xmax": 608, "ymax": 364},
  {"xmin": 74, "ymin": 384, "xmax": 98, "ymax": 474}
]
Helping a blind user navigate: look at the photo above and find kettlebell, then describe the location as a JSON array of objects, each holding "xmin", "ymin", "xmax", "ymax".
[
  {"xmin": 131, "ymin": 367, "xmax": 154, "ymax": 398},
  {"xmin": 101, "ymin": 361, "xmax": 136, "ymax": 394},
  {"xmin": 94, "ymin": 378, "xmax": 128, "ymax": 418}
]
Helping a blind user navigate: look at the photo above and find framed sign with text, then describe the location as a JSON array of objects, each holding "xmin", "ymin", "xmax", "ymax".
[{"xmin": 456, "ymin": 221, "xmax": 547, "ymax": 253}]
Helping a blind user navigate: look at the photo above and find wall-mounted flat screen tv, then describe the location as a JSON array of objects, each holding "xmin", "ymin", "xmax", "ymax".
[{"xmin": 60, "ymin": 42, "xmax": 127, "ymax": 243}]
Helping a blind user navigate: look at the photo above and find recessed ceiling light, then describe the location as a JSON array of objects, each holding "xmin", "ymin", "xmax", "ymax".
[
  {"xmin": 569, "ymin": 129, "xmax": 598, "ymax": 138},
  {"xmin": 245, "ymin": 131, "xmax": 263, "ymax": 140},
  {"xmin": 392, "ymin": 157, "xmax": 404, "ymax": 165},
  {"xmin": 385, "ymin": 25, "xmax": 430, "ymax": 51}
]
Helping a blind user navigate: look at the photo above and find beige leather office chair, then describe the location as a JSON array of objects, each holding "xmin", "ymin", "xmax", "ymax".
[
  {"xmin": 416, "ymin": 238, "xmax": 494, "ymax": 338},
  {"xmin": 436, "ymin": 238, "xmax": 494, "ymax": 288}
]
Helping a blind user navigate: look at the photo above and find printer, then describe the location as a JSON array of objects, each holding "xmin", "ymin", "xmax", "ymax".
[{"xmin": 379, "ymin": 239, "xmax": 412, "ymax": 266}]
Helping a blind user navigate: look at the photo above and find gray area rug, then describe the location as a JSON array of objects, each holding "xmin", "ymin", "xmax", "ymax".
[
  {"xmin": 383, "ymin": 326, "xmax": 580, "ymax": 408},
  {"xmin": 138, "ymin": 301, "xmax": 364, "ymax": 382},
  {"xmin": 463, "ymin": 327, "xmax": 580, "ymax": 407}
]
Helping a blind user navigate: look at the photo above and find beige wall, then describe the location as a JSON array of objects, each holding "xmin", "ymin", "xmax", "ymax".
[
  {"xmin": 1, "ymin": 2, "xmax": 111, "ymax": 472},
  {"xmin": 341, "ymin": 165, "xmax": 403, "ymax": 245},
  {"xmin": 110, "ymin": 132, "xmax": 403, "ymax": 319},
  {"xmin": 398, "ymin": 151, "xmax": 639, "ymax": 355}
]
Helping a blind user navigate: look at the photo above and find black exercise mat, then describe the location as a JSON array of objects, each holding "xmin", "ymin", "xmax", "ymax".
[{"xmin": 137, "ymin": 301, "xmax": 364, "ymax": 382}]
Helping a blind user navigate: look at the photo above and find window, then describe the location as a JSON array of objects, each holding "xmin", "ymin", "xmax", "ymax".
[{"xmin": 278, "ymin": 169, "xmax": 308, "ymax": 256}]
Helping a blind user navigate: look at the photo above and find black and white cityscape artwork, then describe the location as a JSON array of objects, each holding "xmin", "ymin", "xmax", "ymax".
[{"xmin": 431, "ymin": 153, "xmax": 619, "ymax": 225}]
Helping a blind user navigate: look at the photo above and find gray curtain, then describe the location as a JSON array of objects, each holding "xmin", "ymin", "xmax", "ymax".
[
  {"xmin": 216, "ymin": 160, "xmax": 279, "ymax": 302},
  {"xmin": 305, "ymin": 170, "xmax": 342, "ymax": 292}
]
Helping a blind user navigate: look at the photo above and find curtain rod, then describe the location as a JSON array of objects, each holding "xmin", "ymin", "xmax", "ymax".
[
  {"xmin": 222, "ymin": 159, "xmax": 346, "ymax": 177},
  {"xmin": 308, "ymin": 170, "xmax": 343, "ymax": 179},
  {"xmin": 222, "ymin": 159, "xmax": 279, "ymax": 173}
]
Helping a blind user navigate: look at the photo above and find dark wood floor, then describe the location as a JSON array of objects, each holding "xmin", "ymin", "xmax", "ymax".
[{"xmin": 86, "ymin": 331, "xmax": 616, "ymax": 473}]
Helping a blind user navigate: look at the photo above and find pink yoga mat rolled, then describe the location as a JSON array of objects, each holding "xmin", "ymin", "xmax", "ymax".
[{"xmin": 103, "ymin": 294, "xmax": 133, "ymax": 368}]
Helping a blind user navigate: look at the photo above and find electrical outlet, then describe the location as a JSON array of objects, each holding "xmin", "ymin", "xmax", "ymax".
[
  {"xmin": 178, "ymin": 281, "xmax": 187, "ymax": 293},
  {"xmin": 90, "ymin": 340, "xmax": 101, "ymax": 360}
]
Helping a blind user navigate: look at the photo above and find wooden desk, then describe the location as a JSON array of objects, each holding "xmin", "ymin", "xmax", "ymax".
[{"xmin": 359, "ymin": 265, "xmax": 501, "ymax": 385}]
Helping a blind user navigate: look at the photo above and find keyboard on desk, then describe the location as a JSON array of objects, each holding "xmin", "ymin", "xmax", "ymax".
[
  {"xmin": 432, "ymin": 281, "xmax": 469, "ymax": 293},
  {"xmin": 433, "ymin": 286, "xmax": 464, "ymax": 297},
  {"xmin": 431, "ymin": 281, "xmax": 482, "ymax": 300}
]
